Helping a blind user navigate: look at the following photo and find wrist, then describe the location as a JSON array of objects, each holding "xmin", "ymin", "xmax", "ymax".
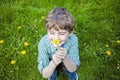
[
  {"xmin": 51, "ymin": 60, "xmax": 57, "ymax": 67},
  {"xmin": 62, "ymin": 55, "xmax": 67, "ymax": 62}
]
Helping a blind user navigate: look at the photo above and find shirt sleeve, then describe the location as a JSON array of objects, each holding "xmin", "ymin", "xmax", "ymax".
[
  {"xmin": 68, "ymin": 35, "xmax": 80, "ymax": 66},
  {"xmin": 38, "ymin": 37, "xmax": 50, "ymax": 73}
]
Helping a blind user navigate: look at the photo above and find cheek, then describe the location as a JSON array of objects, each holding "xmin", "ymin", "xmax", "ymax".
[
  {"xmin": 48, "ymin": 34, "xmax": 53, "ymax": 41},
  {"xmin": 60, "ymin": 35, "xmax": 69, "ymax": 41}
]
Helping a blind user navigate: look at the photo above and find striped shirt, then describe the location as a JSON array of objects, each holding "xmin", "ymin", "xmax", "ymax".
[{"xmin": 38, "ymin": 34, "xmax": 80, "ymax": 73}]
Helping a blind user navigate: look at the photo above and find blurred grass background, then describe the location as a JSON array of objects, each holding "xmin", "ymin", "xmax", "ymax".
[{"xmin": 0, "ymin": 0, "xmax": 120, "ymax": 80}]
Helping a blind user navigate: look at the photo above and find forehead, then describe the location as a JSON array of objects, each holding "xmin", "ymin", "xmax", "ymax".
[
  {"xmin": 48, "ymin": 27, "xmax": 67, "ymax": 32},
  {"xmin": 46, "ymin": 23, "xmax": 65, "ymax": 30},
  {"xmin": 48, "ymin": 28, "xmax": 68, "ymax": 33}
]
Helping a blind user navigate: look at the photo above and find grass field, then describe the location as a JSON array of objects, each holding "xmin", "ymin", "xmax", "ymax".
[{"xmin": 0, "ymin": 0, "xmax": 120, "ymax": 80}]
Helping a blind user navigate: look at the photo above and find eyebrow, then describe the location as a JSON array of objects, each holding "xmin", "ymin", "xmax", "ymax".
[
  {"xmin": 59, "ymin": 31, "xmax": 66, "ymax": 33},
  {"xmin": 48, "ymin": 30, "xmax": 54, "ymax": 32}
]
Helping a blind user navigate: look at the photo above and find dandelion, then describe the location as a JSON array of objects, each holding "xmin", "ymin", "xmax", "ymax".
[
  {"xmin": 106, "ymin": 51, "xmax": 111, "ymax": 56},
  {"xmin": 24, "ymin": 42, "xmax": 29, "ymax": 47},
  {"xmin": 116, "ymin": 40, "xmax": 120, "ymax": 44},
  {"xmin": 105, "ymin": 44, "xmax": 109, "ymax": 47},
  {"xmin": 21, "ymin": 50, "xmax": 26, "ymax": 55},
  {"xmin": 117, "ymin": 61, "xmax": 120, "ymax": 69},
  {"xmin": 41, "ymin": 16, "xmax": 45, "ymax": 19},
  {"xmin": 53, "ymin": 39, "xmax": 60, "ymax": 45},
  {"xmin": 0, "ymin": 40, "xmax": 4, "ymax": 44},
  {"xmin": 117, "ymin": 63, "xmax": 120, "ymax": 69},
  {"xmin": 18, "ymin": 26, "xmax": 22, "ymax": 29},
  {"xmin": 10, "ymin": 60, "xmax": 16, "ymax": 65}
]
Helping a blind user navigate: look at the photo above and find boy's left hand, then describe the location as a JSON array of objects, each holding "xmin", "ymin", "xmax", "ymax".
[{"xmin": 56, "ymin": 47, "xmax": 67, "ymax": 60}]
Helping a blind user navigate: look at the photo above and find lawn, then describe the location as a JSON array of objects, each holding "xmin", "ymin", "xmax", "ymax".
[{"xmin": 0, "ymin": 0, "xmax": 120, "ymax": 80}]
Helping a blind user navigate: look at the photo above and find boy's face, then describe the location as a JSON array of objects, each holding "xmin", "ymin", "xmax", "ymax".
[{"xmin": 47, "ymin": 28, "xmax": 72, "ymax": 47}]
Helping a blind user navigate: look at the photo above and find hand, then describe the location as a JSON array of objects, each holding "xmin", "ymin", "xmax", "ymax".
[
  {"xmin": 56, "ymin": 47, "xmax": 67, "ymax": 60},
  {"xmin": 52, "ymin": 53, "xmax": 62, "ymax": 66}
]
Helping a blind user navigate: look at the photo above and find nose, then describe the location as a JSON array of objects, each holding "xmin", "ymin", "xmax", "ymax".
[{"xmin": 54, "ymin": 33, "xmax": 59, "ymax": 39}]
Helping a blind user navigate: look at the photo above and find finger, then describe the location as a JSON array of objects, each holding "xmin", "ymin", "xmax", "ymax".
[
  {"xmin": 56, "ymin": 51, "xmax": 66, "ymax": 56},
  {"xmin": 56, "ymin": 54, "xmax": 65, "ymax": 59},
  {"xmin": 54, "ymin": 58, "xmax": 62, "ymax": 64},
  {"xmin": 56, "ymin": 52, "xmax": 64, "ymax": 57},
  {"xmin": 57, "ymin": 47, "xmax": 65, "ymax": 51},
  {"xmin": 56, "ymin": 51, "xmax": 64, "ymax": 56},
  {"xmin": 57, "ymin": 48, "xmax": 67, "ymax": 53},
  {"xmin": 55, "ymin": 60, "xmax": 61, "ymax": 65},
  {"xmin": 57, "ymin": 50, "xmax": 65, "ymax": 55},
  {"xmin": 56, "ymin": 54, "xmax": 63, "ymax": 59},
  {"xmin": 52, "ymin": 54, "xmax": 59, "ymax": 60}
]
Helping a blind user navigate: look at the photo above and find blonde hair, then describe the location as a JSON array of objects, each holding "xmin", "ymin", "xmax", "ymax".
[{"xmin": 45, "ymin": 7, "xmax": 74, "ymax": 33}]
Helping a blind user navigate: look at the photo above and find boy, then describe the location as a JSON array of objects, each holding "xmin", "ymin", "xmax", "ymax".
[{"xmin": 38, "ymin": 7, "xmax": 80, "ymax": 80}]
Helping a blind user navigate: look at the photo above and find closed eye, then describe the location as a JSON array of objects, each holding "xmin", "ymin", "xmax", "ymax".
[
  {"xmin": 59, "ymin": 32, "xmax": 65, "ymax": 35},
  {"xmin": 48, "ymin": 31, "xmax": 54, "ymax": 34}
]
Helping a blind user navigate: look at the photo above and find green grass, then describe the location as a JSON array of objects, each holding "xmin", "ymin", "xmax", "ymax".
[{"xmin": 0, "ymin": 0, "xmax": 120, "ymax": 80}]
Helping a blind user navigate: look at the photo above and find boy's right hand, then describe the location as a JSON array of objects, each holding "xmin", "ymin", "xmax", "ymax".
[{"xmin": 52, "ymin": 53, "xmax": 62, "ymax": 66}]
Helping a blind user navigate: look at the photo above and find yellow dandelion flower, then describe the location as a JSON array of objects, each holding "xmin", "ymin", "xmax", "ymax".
[
  {"xmin": 105, "ymin": 44, "xmax": 109, "ymax": 47},
  {"xmin": 41, "ymin": 16, "xmax": 45, "ymax": 19},
  {"xmin": 53, "ymin": 39, "xmax": 60, "ymax": 45},
  {"xmin": 24, "ymin": 42, "xmax": 29, "ymax": 47},
  {"xmin": 106, "ymin": 51, "xmax": 111, "ymax": 56},
  {"xmin": 0, "ymin": 40, "xmax": 4, "ymax": 44},
  {"xmin": 10, "ymin": 60, "xmax": 16, "ymax": 65},
  {"xmin": 21, "ymin": 50, "xmax": 26, "ymax": 55},
  {"xmin": 116, "ymin": 40, "xmax": 120, "ymax": 44},
  {"xmin": 18, "ymin": 26, "xmax": 22, "ymax": 29}
]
